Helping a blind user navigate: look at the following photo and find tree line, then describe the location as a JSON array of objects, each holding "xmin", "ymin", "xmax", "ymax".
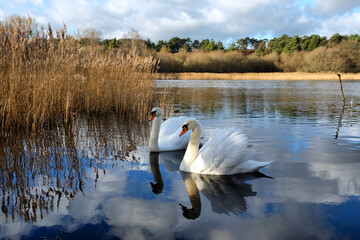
[
  {"xmin": 99, "ymin": 32, "xmax": 360, "ymax": 57},
  {"xmin": 96, "ymin": 32, "xmax": 360, "ymax": 73}
]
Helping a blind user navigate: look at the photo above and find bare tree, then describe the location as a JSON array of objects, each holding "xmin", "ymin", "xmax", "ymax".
[
  {"xmin": 123, "ymin": 29, "xmax": 141, "ymax": 40},
  {"xmin": 80, "ymin": 28, "xmax": 102, "ymax": 45}
]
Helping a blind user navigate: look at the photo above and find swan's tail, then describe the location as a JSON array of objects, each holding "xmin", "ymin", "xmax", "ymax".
[{"xmin": 236, "ymin": 160, "xmax": 272, "ymax": 173}]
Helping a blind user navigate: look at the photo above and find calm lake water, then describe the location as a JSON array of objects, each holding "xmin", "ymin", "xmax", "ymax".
[{"xmin": 1, "ymin": 80, "xmax": 360, "ymax": 240}]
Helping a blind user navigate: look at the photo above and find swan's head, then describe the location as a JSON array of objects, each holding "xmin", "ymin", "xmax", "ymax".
[
  {"xmin": 179, "ymin": 119, "xmax": 199, "ymax": 136},
  {"xmin": 149, "ymin": 107, "xmax": 162, "ymax": 122}
]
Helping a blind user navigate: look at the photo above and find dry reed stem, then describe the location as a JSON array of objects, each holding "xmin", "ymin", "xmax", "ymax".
[
  {"xmin": 158, "ymin": 86, "xmax": 175, "ymax": 119},
  {"xmin": 0, "ymin": 16, "xmax": 158, "ymax": 132},
  {"xmin": 155, "ymin": 72, "xmax": 360, "ymax": 81}
]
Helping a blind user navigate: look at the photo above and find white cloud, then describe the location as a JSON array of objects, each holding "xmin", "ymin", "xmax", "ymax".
[
  {"xmin": 317, "ymin": 11, "xmax": 360, "ymax": 36},
  {"xmin": 315, "ymin": 0, "xmax": 360, "ymax": 15},
  {"xmin": 0, "ymin": 0, "xmax": 359, "ymax": 45}
]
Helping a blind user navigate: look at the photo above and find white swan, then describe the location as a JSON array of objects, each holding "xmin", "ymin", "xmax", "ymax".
[
  {"xmin": 149, "ymin": 107, "xmax": 191, "ymax": 152},
  {"xmin": 179, "ymin": 119, "xmax": 271, "ymax": 175}
]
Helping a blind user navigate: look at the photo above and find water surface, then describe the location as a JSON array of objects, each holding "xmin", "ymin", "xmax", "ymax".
[{"xmin": 1, "ymin": 80, "xmax": 360, "ymax": 240}]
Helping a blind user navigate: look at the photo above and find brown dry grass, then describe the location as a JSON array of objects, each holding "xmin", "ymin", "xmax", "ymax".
[
  {"xmin": 155, "ymin": 72, "xmax": 360, "ymax": 81},
  {"xmin": 0, "ymin": 16, "xmax": 158, "ymax": 132},
  {"xmin": 155, "ymin": 50, "xmax": 279, "ymax": 73}
]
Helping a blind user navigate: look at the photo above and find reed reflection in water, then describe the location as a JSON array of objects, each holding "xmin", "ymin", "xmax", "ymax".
[{"xmin": 0, "ymin": 115, "xmax": 149, "ymax": 224}]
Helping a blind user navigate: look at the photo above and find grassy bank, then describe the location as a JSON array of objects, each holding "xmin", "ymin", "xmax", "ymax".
[
  {"xmin": 155, "ymin": 72, "xmax": 360, "ymax": 81},
  {"xmin": 0, "ymin": 16, "xmax": 158, "ymax": 132}
]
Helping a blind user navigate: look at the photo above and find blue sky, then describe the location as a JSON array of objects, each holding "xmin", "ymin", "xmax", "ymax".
[{"xmin": 1, "ymin": 0, "xmax": 360, "ymax": 43}]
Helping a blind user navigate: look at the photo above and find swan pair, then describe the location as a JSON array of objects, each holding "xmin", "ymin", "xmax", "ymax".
[{"xmin": 149, "ymin": 107, "xmax": 271, "ymax": 175}]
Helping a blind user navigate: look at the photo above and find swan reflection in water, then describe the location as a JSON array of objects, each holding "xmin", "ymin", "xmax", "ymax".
[
  {"xmin": 179, "ymin": 171, "xmax": 272, "ymax": 220},
  {"xmin": 148, "ymin": 151, "xmax": 271, "ymax": 219},
  {"xmin": 149, "ymin": 152, "xmax": 164, "ymax": 194},
  {"xmin": 149, "ymin": 150, "xmax": 185, "ymax": 194}
]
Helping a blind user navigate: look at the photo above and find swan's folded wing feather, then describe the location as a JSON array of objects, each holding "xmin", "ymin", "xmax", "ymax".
[
  {"xmin": 159, "ymin": 116, "xmax": 188, "ymax": 138},
  {"xmin": 193, "ymin": 128, "xmax": 249, "ymax": 174},
  {"xmin": 233, "ymin": 160, "xmax": 272, "ymax": 173},
  {"xmin": 158, "ymin": 116, "xmax": 191, "ymax": 151}
]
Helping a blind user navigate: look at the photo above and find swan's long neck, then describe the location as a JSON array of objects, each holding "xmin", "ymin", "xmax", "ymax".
[
  {"xmin": 149, "ymin": 115, "xmax": 162, "ymax": 152},
  {"xmin": 181, "ymin": 122, "xmax": 202, "ymax": 172}
]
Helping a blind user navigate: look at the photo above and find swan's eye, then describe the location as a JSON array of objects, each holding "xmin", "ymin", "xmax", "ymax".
[{"xmin": 182, "ymin": 123, "xmax": 189, "ymax": 130}]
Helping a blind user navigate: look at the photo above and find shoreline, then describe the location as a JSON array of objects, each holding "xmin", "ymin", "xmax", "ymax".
[{"xmin": 154, "ymin": 72, "xmax": 360, "ymax": 81}]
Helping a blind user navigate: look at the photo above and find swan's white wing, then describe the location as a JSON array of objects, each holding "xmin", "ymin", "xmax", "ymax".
[
  {"xmin": 158, "ymin": 116, "xmax": 191, "ymax": 151},
  {"xmin": 159, "ymin": 116, "xmax": 188, "ymax": 138},
  {"xmin": 192, "ymin": 128, "xmax": 268, "ymax": 175}
]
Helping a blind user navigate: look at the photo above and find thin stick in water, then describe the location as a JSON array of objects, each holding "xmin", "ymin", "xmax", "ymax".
[{"xmin": 337, "ymin": 73, "xmax": 345, "ymax": 106}]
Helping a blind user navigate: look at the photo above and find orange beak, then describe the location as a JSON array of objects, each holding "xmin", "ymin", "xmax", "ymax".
[
  {"xmin": 179, "ymin": 126, "xmax": 188, "ymax": 137},
  {"xmin": 149, "ymin": 112, "xmax": 155, "ymax": 122}
]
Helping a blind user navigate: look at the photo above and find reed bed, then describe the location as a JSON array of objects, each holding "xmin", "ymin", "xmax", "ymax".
[
  {"xmin": 0, "ymin": 16, "xmax": 158, "ymax": 132},
  {"xmin": 155, "ymin": 72, "xmax": 360, "ymax": 81}
]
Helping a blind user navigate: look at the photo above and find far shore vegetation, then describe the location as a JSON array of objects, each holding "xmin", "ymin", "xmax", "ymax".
[
  {"xmin": 102, "ymin": 30, "xmax": 360, "ymax": 74},
  {"xmin": 1, "ymin": 15, "xmax": 360, "ymax": 132}
]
